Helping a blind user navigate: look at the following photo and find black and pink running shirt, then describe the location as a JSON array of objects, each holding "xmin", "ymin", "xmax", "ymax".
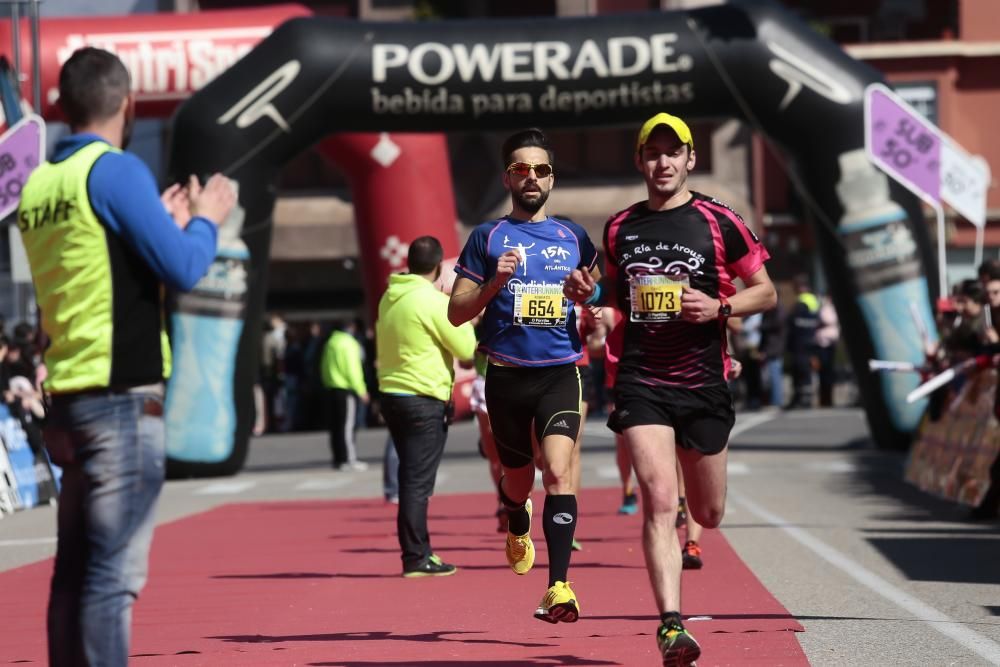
[{"xmin": 603, "ymin": 192, "xmax": 770, "ymax": 389}]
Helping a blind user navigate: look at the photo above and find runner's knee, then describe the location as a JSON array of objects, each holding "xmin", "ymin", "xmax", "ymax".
[
  {"xmin": 689, "ymin": 502, "xmax": 724, "ymax": 529},
  {"xmin": 642, "ymin": 484, "xmax": 680, "ymax": 518}
]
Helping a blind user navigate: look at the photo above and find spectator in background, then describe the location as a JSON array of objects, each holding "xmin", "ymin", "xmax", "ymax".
[
  {"xmin": 356, "ymin": 319, "xmax": 379, "ymax": 428},
  {"xmin": 321, "ymin": 319, "xmax": 369, "ymax": 470},
  {"xmin": 980, "ymin": 263, "xmax": 1000, "ymax": 344},
  {"xmin": 736, "ymin": 312, "xmax": 764, "ymax": 410},
  {"xmin": 302, "ymin": 321, "xmax": 326, "ymax": 430},
  {"xmin": 759, "ymin": 300, "xmax": 786, "ymax": 408},
  {"xmin": 945, "ymin": 280, "xmax": 987, "ymax": 359},
  {"xmin": 815, "ymin": 295, "xmax": 841, "ymax": 407},
  {"xmin": 283, "ymin": 326, "xmax": 306, "ymax": 431},
  {"xmin": 977, "ymin": 258, "xmax": 1000, "ymax": 290},
  {"xmin": 6, "ymin": 324, "xmax": 36, "ymax": 382},
  {"xmin": 582, "ymin": 306, "xmax": 610, "ymax": 416},
  {"xmin": 261, "ymin": 313, "xmax": 288, "ymax": 432},
  {"xmin": 377, "ymin": 235, "xmax": 476, "ymax": 576},
  {"xmin": 786, "ymin": 274, "xmax": 820, "ymax": 409},
  {"xmin": 0, "ymin": 335, "xmax": 10, "ymax": 395}
]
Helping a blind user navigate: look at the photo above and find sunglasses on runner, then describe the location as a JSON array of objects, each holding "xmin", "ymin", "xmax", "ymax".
[{"xmin": 506, "ymin": 162, "xmax": 554, "ymax": 178}]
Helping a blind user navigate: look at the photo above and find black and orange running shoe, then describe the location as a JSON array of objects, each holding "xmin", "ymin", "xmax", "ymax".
[{"xmin": 681, "ymin": 540, "xmax": 703, "ymax": 570}]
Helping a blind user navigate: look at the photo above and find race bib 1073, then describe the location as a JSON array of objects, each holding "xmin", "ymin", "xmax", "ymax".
[{"xmin": 629, "ymin": 273, "xmax": 688, "ymax": 322}]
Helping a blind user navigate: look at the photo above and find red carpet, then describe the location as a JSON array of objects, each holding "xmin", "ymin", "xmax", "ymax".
[{"xmin": 0, "ymin": 488, "xmax": 805, "ymax": 665}]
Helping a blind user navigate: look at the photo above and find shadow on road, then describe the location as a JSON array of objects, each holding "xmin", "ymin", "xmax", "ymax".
[{"xmin": 841, "ymin": 447, "xmax": 1000, "ymax": 587}]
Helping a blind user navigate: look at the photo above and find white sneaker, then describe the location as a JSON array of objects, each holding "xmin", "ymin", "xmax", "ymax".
[{"xmin": 338, "ymin": 460, "xmax": 369, "ymax": 472}]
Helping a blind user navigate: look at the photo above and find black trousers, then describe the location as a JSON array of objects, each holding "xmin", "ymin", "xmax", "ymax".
[
  {"xmin": 326, "ymin": 388, "xmax": 358, "ymax": 466},
  {"xmin": 380, "ymin": 394, "xmax": 448, "ymax": 568}
]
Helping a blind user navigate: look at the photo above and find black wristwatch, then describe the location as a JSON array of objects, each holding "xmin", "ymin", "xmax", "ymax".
[{"xmin": 717, "ymin": 296, "xmax": 732, "ymax": 319}]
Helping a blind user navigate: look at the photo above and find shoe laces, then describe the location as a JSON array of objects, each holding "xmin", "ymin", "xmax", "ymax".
[
  {"xmin": 683, "ymin": 541, "xmax": 701, "ymax": 557},
  {"xmin": 428, "ymin": 554, "xmax": 443, "ymax": 566},
  {"xmin": 509, "ymin": 533, "xmax": 530, "ymax": 559}
]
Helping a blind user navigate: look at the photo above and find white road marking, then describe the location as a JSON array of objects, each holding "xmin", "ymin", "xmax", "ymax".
[
  {"xmin": 804, "ymin": 460, "xmax": 858, "ymax": 473},
  {"xmin": 596, "ymin": 465, "xmax": 620, "ymax": 480},
  {"xmin": 730, "ymin": 491, "xmax": 1000, "ymax": 665},
  {"xmin": 0, "ymin": 537, "xmax": 56, "ymax": 547},
  {"xmin": 294, "ymin": 478, "xmax": 353, "ymax": 492},
  {"xmin": 730, "ymin": 411, "xmax": 778, "ymax": 439},
  {"xmin": 727, "ymin": 462, "xmax": 751, "ymax": 475},
  {"xmin": 194, "ymin": 481, "xmax": 257, "ymax": 495}
]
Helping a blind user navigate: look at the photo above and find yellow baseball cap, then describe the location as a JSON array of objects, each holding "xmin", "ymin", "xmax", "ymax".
[{"xmin": 635, "ymin": 113, "xmax": 694, "ymax": 152}]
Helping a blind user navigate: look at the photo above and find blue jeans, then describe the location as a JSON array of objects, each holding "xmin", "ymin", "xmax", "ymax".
[
  {"xmin": 383, "ymin": 435, "xmax": 399, "ymax": 499},
  {"xmin": 44, "ymin": 390, "xmax": 166, "ymax": 667},
  {"xmin": 380, "ymin": 394, "xmax": 447, "ymax": 569},
  {"xmin": 765, "ymin": 357, "xmax": 784, "ymax": 407}
]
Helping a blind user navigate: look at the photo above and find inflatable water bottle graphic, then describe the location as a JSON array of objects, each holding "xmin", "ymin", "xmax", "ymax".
[
  {"xmin": 165, "ymin": 181, "xmax": 249, "ymax": 465},
  {"xmin": 836, "ymin": 149, "xmax": 937, "ymax": 432}
]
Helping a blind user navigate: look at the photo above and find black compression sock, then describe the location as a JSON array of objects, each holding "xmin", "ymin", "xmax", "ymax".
[
  {"xmin": 543, "ymin": 494, "xmax": 577, "ymax": 586},
  {"xmin": 660, "ymin": 611, "xmax": 684, "ymax": 629},
  {"xmin": 499, "ymin": 478, "xmax": 530, "ymax": 536}
]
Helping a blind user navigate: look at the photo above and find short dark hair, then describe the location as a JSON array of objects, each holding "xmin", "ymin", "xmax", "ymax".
[
  {"xmin": 978, "ymin": 258, "xmax": 1000, "ymax": 282},
  {"xmin": 501, "ymin": 128, "xmax": 554, "ymax": 167},
  {"xmin": 956, "ymin": 278, "xmax": 983, "ymax": 301},
  {"xmin": 58, "ymin": 47, "xmax": 131, "ymax": 128},
  {"xmin": 407, "ymin": 236, "xmax": 443, "ymax": 275}
]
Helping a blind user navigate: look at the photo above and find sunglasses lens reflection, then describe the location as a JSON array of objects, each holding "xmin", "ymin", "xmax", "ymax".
[{"xmin": 509, "ymin": 162, "xmax": 552, "ymax": 178}]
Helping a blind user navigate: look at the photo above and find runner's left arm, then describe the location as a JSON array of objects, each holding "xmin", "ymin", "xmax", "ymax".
[{"xmin": 563, "ymin": 220, "xmax": 603, "ymax": 303}]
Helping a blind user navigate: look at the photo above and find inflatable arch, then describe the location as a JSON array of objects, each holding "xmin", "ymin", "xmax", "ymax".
[{"xmin": 6, "ymin": 0, "xmax": 939, "ymax": 475}]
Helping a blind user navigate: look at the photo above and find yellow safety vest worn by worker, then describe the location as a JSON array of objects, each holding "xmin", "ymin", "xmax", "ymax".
[{"xmin": 17, "ymin": 141, "xmax": 171, "ymax": 393}]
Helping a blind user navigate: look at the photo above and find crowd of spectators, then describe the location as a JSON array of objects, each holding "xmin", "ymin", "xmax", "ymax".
[
  {"xmin": 921, "ymin": 259, "xmax": 1000, "ymax": 519},
  {"xmin": 257, "ymin": 315, "xmax": 379, "ymax": 435},
  {"xmin": 0, "ymin": 318, "xmax": 49, "ymax": 468}
]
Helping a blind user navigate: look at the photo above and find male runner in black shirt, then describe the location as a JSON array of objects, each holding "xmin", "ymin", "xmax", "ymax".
[{"xmin": 565, "ymin": 113, "xmax": 776, "ymax": 666}]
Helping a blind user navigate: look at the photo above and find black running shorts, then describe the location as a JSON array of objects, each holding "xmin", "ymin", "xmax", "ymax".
[
  {"xmin": 485, "ymin": 363, "xmax": 582, "ymax": 469},
  {"xmin": 577, "ymin": 363, "xmax": 594, "ymax": 409},
  {"xmin": 607, "ymin": 380, "xmax": 735, "ymax": 456}
]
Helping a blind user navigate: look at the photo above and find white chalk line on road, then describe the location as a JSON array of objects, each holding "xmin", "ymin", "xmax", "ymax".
[
  {"xmin": 730, "ymin": 490, "xmax": 1000, "ymax": 665},
  {"xmin": 729, "ymin": 411, "xmax": 779, "ymax": 440},
  {"xmin": 0, "ymin": 537, "xmax": 56, "ymax": 547},
  {"xmin": 294, "ymin": 478, "xmax": 354, "ymax": 492},
  {"xmin": 194, "ymin": 481, "xmax": 257, "ymax": 495}
]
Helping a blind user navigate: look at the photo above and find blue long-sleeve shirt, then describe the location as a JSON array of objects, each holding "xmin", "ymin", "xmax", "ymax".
[{"xmin": 52, "ymin": 133, "xmax": 218, "ymax": 292}]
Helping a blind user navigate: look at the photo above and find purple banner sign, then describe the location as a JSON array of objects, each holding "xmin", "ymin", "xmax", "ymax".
[
  {"xmin": 865, "ymin": 84, "xmax": 942, "ymax": 204},
  {"xmin": 0, "ymin": 115, "xmax": 46, "ymax": 221}
]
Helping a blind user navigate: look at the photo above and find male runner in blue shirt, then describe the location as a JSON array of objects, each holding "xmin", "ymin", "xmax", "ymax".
[{"xmin": 449, "ymin": 128, "xmax": 600, "ymax": 623}]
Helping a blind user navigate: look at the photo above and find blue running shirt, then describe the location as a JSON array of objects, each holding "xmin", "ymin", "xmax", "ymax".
[{"xmin": 455, "ymin": 216, "xmax": 598, "ymax": 366}]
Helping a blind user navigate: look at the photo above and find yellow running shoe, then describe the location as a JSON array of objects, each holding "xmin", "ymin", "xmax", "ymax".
[
  {"xmin": 534, "ymin": 580, "xmax": 580, "ymax": 624},
  {"xmin": 505, "ymin": 497, "xmax": 534, "ymax": 575}
]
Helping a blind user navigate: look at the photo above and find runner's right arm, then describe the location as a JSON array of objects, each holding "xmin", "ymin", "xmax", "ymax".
[{"xmin": 449, "ymin": 251, "xmax": 520, "ymax": 326}]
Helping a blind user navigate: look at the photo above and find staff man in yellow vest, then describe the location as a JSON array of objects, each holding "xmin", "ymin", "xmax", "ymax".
[
  {"xmin": 17, "ymin": 47, "xmax": 235, "ymax": 666},
  {"xmin": 377, "ymin": 236, "xmax": 476, "ymax": 577}
]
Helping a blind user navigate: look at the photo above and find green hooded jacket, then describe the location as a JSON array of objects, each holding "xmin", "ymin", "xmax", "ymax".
[{"xmin": 376, "ymin": 273, "xmax": 476, "ymax": 402}]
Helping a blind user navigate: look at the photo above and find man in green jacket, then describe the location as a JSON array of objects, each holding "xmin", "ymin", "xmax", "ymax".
[
  {"xmin": 321, "ymin": 320, "xmax": 370, "ymax": 470},
  {"xmin": 377, "ymin": 236, "xmax": 476, "ymax": 577}
]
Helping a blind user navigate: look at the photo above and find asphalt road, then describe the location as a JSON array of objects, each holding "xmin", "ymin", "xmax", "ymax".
[{"xmin": 2, "ymin": 407, "xmax": 998, "ymax": 666}]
